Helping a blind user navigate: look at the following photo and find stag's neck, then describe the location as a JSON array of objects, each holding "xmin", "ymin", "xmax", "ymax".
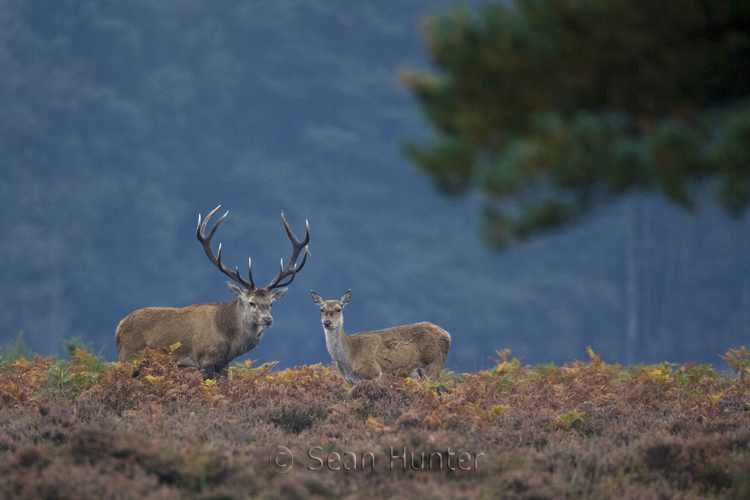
[
  {"xmin": 324, "ymin": 323, "xmax": 355, "ymax": 381},
  {"xmin": 221, "ymin": 300, "xmax": 265, "ymax": 358},
  {"xmin": 239, "ymin": 321, "xmax": 265, "ymax": 354}
]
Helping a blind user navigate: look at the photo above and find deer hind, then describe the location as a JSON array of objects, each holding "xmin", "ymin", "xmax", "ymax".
[
  {"xmin": 310, "ymin": 290, "xmax": 451, "ymax": 383},
  {"xmin": 115, "ymin": 206, "xmax": 309, "ymax": 378}
]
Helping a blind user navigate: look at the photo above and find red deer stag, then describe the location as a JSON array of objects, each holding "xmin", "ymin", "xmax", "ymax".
[
  {"xmin": 311, "ymin": 290, "xmax": 451, "ymax": 383},
  {"xmin": 116, "ymin": 206, "xmax": 309, "ymax": 378}
]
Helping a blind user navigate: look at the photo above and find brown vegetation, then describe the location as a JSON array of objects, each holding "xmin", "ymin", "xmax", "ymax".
[{"xmin": 0, "ymin": 346, "xmax": 749, "ymax": 499}]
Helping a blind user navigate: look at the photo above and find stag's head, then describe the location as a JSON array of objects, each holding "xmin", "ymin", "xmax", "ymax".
[
  {"xmin": 311, "ymin": 290, "xmax": 350, "ymax": 330},
  {"xmin": 228, "ymin": 284, "xmax": 287, "ymax": 327},
  {"xmin": 198, "ymin": 205, "xmax": 309, "ymax": 328}
]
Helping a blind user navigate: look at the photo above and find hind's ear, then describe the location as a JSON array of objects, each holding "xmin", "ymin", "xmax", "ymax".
[
  {"xmin": 311, "ymin": 290, "xmax": 326, "ymax": 306},
  {"xmin": 340, "ymin": 290, "xmax": 351, "ymax": 306}
]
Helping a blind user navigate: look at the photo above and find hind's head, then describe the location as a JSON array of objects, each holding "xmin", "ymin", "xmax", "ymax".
[{"xmin": 311, "ymin": 290, "xmax": 350, "ymax": 330}]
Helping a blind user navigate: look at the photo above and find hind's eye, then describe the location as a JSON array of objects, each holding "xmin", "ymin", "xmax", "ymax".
[{"xmin": 249, "ymin": 302, "xmax": 256, "ymax": 307}]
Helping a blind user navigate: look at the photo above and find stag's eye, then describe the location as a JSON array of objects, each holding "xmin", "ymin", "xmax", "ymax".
[{"xmin": 249, "ymin": 302, "xmax": 256, "ymax": 307}]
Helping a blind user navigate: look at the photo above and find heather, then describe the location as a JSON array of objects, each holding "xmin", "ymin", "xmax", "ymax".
[{"xmin": 0, "ymin": 347, "xmax": 748, "ymax": 499}]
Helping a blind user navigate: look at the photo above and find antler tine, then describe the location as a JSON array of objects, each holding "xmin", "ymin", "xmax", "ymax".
[
  {"xmin": 200, "ymin": 205, "xmax": 226, "ymax": 239},
  {"xmin": 196, "ymin": 205, "xmax": 255, "ymax": 290},
  {"xmin": 273, "ymin": 247, "xmax": 309, "ymax": 288},
  {"xmin": 247, "ymin": 257, "xmax": 255, "ymax": 289},
  {"xmin": 266, "ymin": 211, "xmax": 310, "ymax": 290},
  {"xmin": 280, "ymin": 211, "xmax": 310, "ymax": 247}
]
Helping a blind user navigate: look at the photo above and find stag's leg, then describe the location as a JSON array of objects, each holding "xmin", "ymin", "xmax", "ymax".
[
  {"xmin": 201, "ymin": 362, "xmax": 227, "ymax": 380},
  {"xmin": 176, "ymin": 357, "xmax": 200, "ymax": 368},
  {"xmin": 205, "ymin": 362, "xmax": 230, "ymax": 380}
]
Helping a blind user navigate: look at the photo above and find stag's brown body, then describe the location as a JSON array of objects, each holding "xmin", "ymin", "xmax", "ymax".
[
  {"xmin": 311, "ymin": 290, "xmax": 451, "ymax": 383},
  {"xmin": 115, "ymin": 206, "xmax": 309, "ymax": 378},
  {"xmin": 116, "ymin": 291, "xmax": 273, "ymax": 377}
]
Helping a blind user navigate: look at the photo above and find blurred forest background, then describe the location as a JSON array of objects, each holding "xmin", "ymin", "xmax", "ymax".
[{"xmin": 0, "ymin": 0, "xmax": 748, "ymax": 373}]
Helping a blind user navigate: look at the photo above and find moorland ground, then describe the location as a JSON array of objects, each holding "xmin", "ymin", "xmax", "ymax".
[{"xmin": 0, "ymin": 346, "xmax": 749, "ymax": 499}]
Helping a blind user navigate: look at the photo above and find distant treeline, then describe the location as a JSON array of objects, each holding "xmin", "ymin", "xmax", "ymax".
[{"xmin": 0, "ymin": 1, "xmax": 748, "ymax": 373}]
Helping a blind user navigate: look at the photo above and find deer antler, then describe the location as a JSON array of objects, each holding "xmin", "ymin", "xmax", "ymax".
[
  {"xmin": 197, "ymin": 205, "xmax": 256, "ymax": 290},
  {"xmin": 265, "ymin": 210, "xmax": 310, "ymax": 290}
]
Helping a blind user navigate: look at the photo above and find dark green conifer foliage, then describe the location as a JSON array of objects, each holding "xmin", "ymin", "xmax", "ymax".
[{"xmin": 403, "ymin": 0, "xmax": 750, "ymax": 247}]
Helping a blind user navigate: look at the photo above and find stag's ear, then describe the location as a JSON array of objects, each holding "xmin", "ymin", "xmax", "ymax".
[
  {"xmin": 340, "ymin": 290, "xmax": 351, "ymax": 306},
  {"xmin": 311, "ymin": 290, "xmax": 325, "ymax": 306},
  {"xmin": 227, "ymin": 282, "xmax": 244, "ymax": 298},
  {"xmin": 270, "ymin": 287, "xmax": 288, "ymax": 302}
]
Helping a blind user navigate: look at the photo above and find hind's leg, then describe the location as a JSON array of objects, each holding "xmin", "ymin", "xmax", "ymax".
[
  {"xmin": 422, "ymin": 362, "xmax": 450, "ymax": 394},
  {"xmin": 424, "ymin": 364, "xmax": 440, "ymax": 380},
  {"xmin": 423, "ymin": 353, "xmax": 448, "ymax": 380}
]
